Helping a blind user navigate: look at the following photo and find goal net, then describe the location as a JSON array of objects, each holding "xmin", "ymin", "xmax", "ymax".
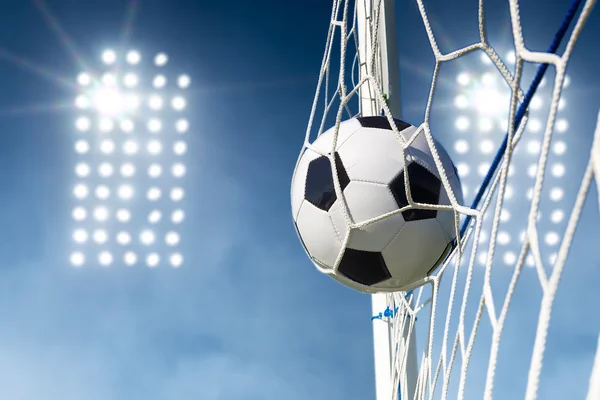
[{"xmin": 303, "ymin": 0, "xmax": 600, "ymax": 399}]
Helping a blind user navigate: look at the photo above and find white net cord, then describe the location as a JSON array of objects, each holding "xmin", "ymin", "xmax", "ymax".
[{"xmin": 304, "ymin": 0, "xmax": 599, "ymax": 399}]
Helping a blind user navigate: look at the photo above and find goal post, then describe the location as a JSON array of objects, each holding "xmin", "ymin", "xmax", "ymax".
[{"xmin": 356, "ymin": 1, "xmax": 418, "ymax": 399}]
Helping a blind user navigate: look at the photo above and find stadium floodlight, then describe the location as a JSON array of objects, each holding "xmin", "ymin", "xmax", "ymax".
[
  {"xmin": 177, "ymin": 75, "xmax": 191, "ymax": 89},
  {"xmin": 449, "ymin": 55, "xmax": 571, "ymax": 267},
  {"xmin": 154, "ymin": 53, "xmax": 168, "ymax": 67},
  {"xmin": 169, "ymin": 253, "xmax": 183, "ymax": 268},
  {"xmin": 70, "ymin": 48, "xmax": 189, "ymax": 268},
  {"xmin": 124, "ymin": 251, "xmax": 137, "ymax": 265}
]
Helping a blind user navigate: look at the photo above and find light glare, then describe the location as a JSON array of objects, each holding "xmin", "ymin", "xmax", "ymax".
[
  {"xmin": 153, "ymin": 75, "xmax": 167, "ymax": 88},
  {"xmin": 126, "ymin": 50, "xmax": 141, "ymax": 65},
  {"xmin": 147, "ymin": 253, "xmax": 160, "ymax": 267},
  {"xmin": 478, "ymin": 163, "xmax": 489, "ymax": 177},
  {"xmin": 530, "ymin": 96, "xmax": 543, "ymax": 110},
  {"xmin": 100, "ymin": 139, "xmax": 116, "ymax": 154},
  {"xmin": 154, "ymin": 53, "xmax": 168, "ymax": 66},
  {"xmin": 173, "ymin": 141, "xmax": 187, "ymax": 155},
  {"xmin": 148, "ymin": 118, "xmax": 162, "ymax": 132},
  {"xmin": 75, "ymin": 140, "xmax": 90, "ymax": 154},
  {"xmin": 556, "ymin": 119, "xmax": 568, "ymax": 132},
  {"xmin": 147, "ymin": 140, "xmax": 162, "ymax": 155},
  {"xmin": 70, "ymin": 252, "xmax": 85, "ymax": 266},
  {"xmin": 552, "ymin": 163, "xmax": 565, "ymax": 178},
  {"xmin": 454, "ymin": 95, "xmax": 468, "ymax": 109},
  {"xmin": 455, "ymin": 116, "xmax": 469, "ymax": 131},
  {"xmin": 506, "ymin": 51, "xmax": 516, "ymax": 64},
  {"xmin": 551, "ymin": 209, "xmax": 564, "ymax": 223},
  {"xmin": 124, "ymin": 251, "xmax": 138, "ymax": 265},
  {"xmin": 172, "ymin": 163, "xmax": 186, "ymax": 178},
  {"xmin": 121, "ymin": 119, "xmax": 134, "ymax": 133},
  {"xmin": 170, "ymin": 187, "xmax": 184, "ymax": 201},
  {"xmin": 140, "ymin": 230, "xmax": 156, "ymax": 246},
  {"xmin": 528, "ymin": 118, "xmax": 542, "ymax": 132},
  {"xmin": 99, "ymin": 117, "xmax": 115, "ymax": 133},
  {"xmin": 75, "ymin": 95, "xmax": 90, "ymax": 109},
  {"xmin": 77, "ymin": 73, "xmax": 92, "ymax": 86},
  {"xmin": 498, "ymin": 231, "xmax": 511, "ymax": 245},
  {"xmin": 480, "ymin": 139, "xmax": 494, "ymax": 154},
  {"xmin": 454, "ymin": 140, "xmax": 469, "ymax": 154},
  {"xmin": 95, "ymin": 185, "xmax": 110, "ymax": 200},
  {"xmin": 101, "ymin": 49, "xmax": 117, "ymax": 65},
  {"xmin": 93, "ymin": 229, "xmax": 108, "ymax": 244},
  {"xmin": 124, "ymin": 94, "xmax": 140, "ymax": 109},
  {"xmin": 545, "ymin": 232, "xmax": 560, "ymax": 246},
  {"xmin": 72, "ymin": 207, "xmax": 87, "ymax": 221},
  {"xmin": 550, "ymin": 187, "xmax": 564, "ymax": 201},
  {"xmin": 73, "ymin": 229, "xmax": 88, "ymax": 244},
  {"xmin": 98, "ymin": 251, "xmax": 113, "ymax": 266},
  {"xmin": 457, "ymin": 73, "xmax": 470, "ymax": 85},
  {"xmin": 478, "ymin": 118, "xmax": 493, "ymax": 133},
  {"xmin": 165, "ymin": 231, "xmax": 180, "ymax": 246},
  {"xmin": 503, "ymin": 251, "xmax": 517, "ymax": 265},
  {"xmin": 175, "ymin": 119, "xmax": 189, "ymax": 133},
  {"xmin": 123, "ymin": 73, "xmax": 138, "ymax": 88},
  {"xmin": 118, "ymin": 185, "xmax": 134, "ymax": 200},
  {"xmin": 98, "ymin": 163, "xmax": 114, "ymax": 177},
  {"xmin": 101, "ymin": 73, "xmax": 117, "ymax": 86},
  {"xmin": 93, "ymin": 88, "xmax": 123, "ymax": 116},
  {"xmin": 147, "ymin": 187, "xmax": 161, "ymax": 201},
  {"xmin": 117, "ymin": 231, "xmax": 132, "ymax": 245},
  {"xmin": 76, "ymin": 117, "xmax": 91, "ymax": 131},
  {"xmin": 172, "ymin": 210, "xmax": 184, "ymax": 224},
  {"xmin": 456, "ymin": 162, "xmax": 469, "ymax": 177},
  {"xmin": 75, "ymin": 163, "xmax": 90, "ymax": 177},
  {"xmin": 73, "ymin": 184, "xmax": 89, "ymax": 199},
  {"xmin": 93, "ymin": 206, "xmax": 109, "ymax": 222},
  {"xmin": 170, "ymin": 253, "xmax": 183, "ymax": 267},
  {"xmin": 171, "ymin": 96, "xmax": 186, "ymax": 111},
  {"xmin": 148, "ymin": 163, "xmax": 162, "ymax": 178},
  {"xmin": 148, "ymin": 210, "xmax": 162, "ymax": 224},
  {"xmin": 120, "ymin": 162, "xmax": 136, "ymax": 177},
  {"xmin": 553, "ymin": 141, "xmax": 567, "ymax": 155},
  {"xmin": 116, "ymin": 209, "xmax": 131, "ymax": 223},
  {"xmin": 148, "ymin": 94, "xmax": 164, "ymax": 110},
  {"xmin": 123, "ymin": 140, "xmax": 139, "ymax": 155},
  {"xmin": 177, "ymin": 74, "xmax": 191, "ymax": 89},
  {"xmin": 527, "ymin": 140, "xmax": 541, "ymax": 155}
]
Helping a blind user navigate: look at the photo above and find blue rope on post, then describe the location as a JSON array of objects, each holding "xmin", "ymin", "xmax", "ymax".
[{"xmin": 370, "ymin": 290, "xmax": 414, "ymax": 320}]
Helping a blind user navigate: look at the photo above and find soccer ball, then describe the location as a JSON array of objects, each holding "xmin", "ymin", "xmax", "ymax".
[{"xmin": 291, "ymin": 116, "xmax": 463, "ymax": 293}]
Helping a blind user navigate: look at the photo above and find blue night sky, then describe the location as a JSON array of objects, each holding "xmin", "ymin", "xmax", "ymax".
[{"xmin": 0, "ymin": 0, "xmax": 598, "ymax": 399}]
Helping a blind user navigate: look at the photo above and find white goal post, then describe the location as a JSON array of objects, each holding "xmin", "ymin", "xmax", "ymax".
[{"xmin": 355, "ymin": 1, "xmax": 419, "ymax": 399}]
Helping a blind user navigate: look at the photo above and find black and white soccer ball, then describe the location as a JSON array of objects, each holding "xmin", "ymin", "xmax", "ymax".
[{"xmin": 291, "ymin": 116, "xmax": 463, "ymax": 293}]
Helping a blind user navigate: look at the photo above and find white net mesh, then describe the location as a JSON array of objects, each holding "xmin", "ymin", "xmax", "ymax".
[{"xmin": 304, "ymin": 0, "xmax": 600, "ymax": 399}]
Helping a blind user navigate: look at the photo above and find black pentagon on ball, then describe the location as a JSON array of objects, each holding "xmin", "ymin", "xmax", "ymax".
[
  {"xmin": 304, "ymin": 152, "xmax": 350, "ymax": 211},
  {"xmin": 338, "ymin": 248, "xmax": 391, "ymax": 286},
  {"xmin": 357, "ymin": 116, "xmax": 412, "ymax": 132},
  {"xmin": 389, "ymin": 162, "xmax": 441, "ymax": 221}
]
